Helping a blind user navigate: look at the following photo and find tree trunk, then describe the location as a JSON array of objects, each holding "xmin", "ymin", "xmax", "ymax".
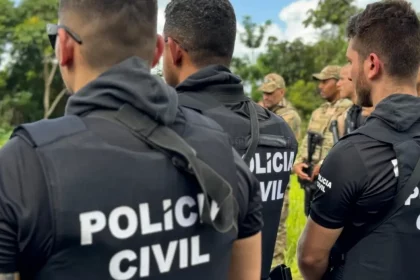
[
  {"xmin": 45, "ymin": 88, "xmax": 66, "ymax": 119},
  {"xmin": 43, "ymin": 58, "xmax": 58, "ymax": 119}
]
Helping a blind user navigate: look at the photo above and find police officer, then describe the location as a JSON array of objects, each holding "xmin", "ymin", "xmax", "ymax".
[
  {"xmin": 336, "ymin": 64, "xmax": 373, "ymax": 138},
  {"xmin": 293, "ymin": 65, "xmax": 351, "ymax": 215},
  {"xmin": 298, "ymin": 1, "xmax": 420, "ymax": 279},
  {"xmin": 0, "ymin": 1, "xmax": 264, "ymax": 279},
  {"xmin": 259, "ymin": 73, "xmax": 302, "ymax": 139},
  {"xmin": 258, "ymin": 74, "xmax": 301, "ymax": 267},
  {"xmin": 162, "ymin": 1, "xmax": 298, "ymax": 279}
]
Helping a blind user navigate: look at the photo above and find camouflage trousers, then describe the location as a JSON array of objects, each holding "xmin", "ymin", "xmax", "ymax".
[{"xmin": 271, "ymin": 186, "xmax": 289, "ymax": 267}]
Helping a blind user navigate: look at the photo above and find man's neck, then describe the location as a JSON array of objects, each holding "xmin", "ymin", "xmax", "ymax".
[
  {"xmin": 327, "ymin": 94, "xmax": 341, "ymax": 104},
  {"xmin": 73, "ymin": 70, "xmax": 101, "ymax": 93},
  {"xmin": 351, "ymin": 93, "xmax": 357, "ymax": 104},
  {"xmin": 371, "ymin": 79, "xmax": 417, "ymax": 106},
  {"xmin": 177, "ymin": 64, "xmax": 200, "ymax": 85}
]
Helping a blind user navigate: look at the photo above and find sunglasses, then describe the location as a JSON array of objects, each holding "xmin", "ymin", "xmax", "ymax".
[
  {"xmin": 164, "ymin": 36, "xmax": 189, "ymax": 52},
  {"xmin": 46, "ymin": 23, "xmax": 83, "ymax": 49}
]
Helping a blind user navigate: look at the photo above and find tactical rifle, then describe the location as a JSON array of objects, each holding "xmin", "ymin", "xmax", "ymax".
[
  {"xmin": 298, "ymin": 131, "xmax": 324, "ymax": 216},
  {"xmin": 266, "ymin": 264, "xmax": 293, "ymax": 280}
]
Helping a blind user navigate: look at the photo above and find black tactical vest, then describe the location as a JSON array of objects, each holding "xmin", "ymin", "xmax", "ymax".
[
  {"xmin": 178, "ymin": 93, "xmax": 298, "ymax": 279},
  {"xmin": 344, "ymin": 105, "xmax": 366, "ymax": 135},
  {"xmin": 11, "ymin": 105, "xmax": 241, "ymax": 280},
  {"xmin": 338, "ymin": 117, "xmax": 420, "ymax": 280}
]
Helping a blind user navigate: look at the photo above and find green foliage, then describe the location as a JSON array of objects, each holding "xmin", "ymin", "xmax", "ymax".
[
  {"xmin": 257, "ymin": 39, "xmax": 317, "ymax": 86},
  {"xmin": 303, "ymin": 0, "xmax": 359, "ymax": 28},
  {"xmin": 0, "ymin": 128, "xmax": 11, "ymax": 147},
  {"xmin": 0, "ymin": 0, "xmax": 64, "ymax": 124},
  {"xmin": 285, "ymin": 175, "xmax": 307, "ymax": 280},
  {"xmin": 240, "ymin": 16, "xmax": 272, "ymax": 50},
  {"xmin": 0, "ymin": 91, "xmax": 38, "ymax": 126},
  {"xmin": 287, "ymin": 80, "xmax": 323, "ymax": 121}
]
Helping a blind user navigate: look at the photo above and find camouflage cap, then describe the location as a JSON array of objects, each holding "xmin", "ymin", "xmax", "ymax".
[
  {"xmin": 312, "ymin": 65, "xmax": 341, "ymax": 81},
  {"xmin": 258, "ymin": 73, "xmax": 286, "ymax": 93}
]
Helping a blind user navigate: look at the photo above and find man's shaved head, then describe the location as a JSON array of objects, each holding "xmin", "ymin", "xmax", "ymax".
[
  {"xmin": 58, "ymin": 0, "xmax": 158, "ymax": 70},
  {"xmin": 163, "ymin": 0, "xmax": 237, "ymax": 68}
]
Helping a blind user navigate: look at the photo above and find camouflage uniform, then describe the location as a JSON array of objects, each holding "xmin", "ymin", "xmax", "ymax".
[
  {"xmin": 259, "ymin": 73, "xmax": 302, "ymax": 139},
  {"xmin": 295, "ymin": 66, "xmax": 352, "ymax": 166},
  {"xmin": 295, "ymin": 98, "xmax": 352, "ymax": 165},
  {"xmin": 271, "ymin": 99, "xmax": 301, "ymax": 140},
  {"xmin": 259, "ymin": 73, "xmax": 302, "ymax": 268}
]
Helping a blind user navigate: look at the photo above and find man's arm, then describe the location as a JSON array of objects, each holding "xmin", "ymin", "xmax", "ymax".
[
  {"xmin": 229, "ymin": 149, "xmax": 263, "ymax": 280},
  {"xmin": 229, "ymin": 232, "xmax": 261, "ymax": 280},
  {"xmin": 0, "ymin": 137, "xmax": 52, "ymax": 275},
  {"xmin": 297, "ymin": 218, "xmax": 342, "ymax": 280},
  {"xmin": 297, "ymin": 140, "xmax": 368, "ymax": 280},
  {"xmin": 0, "ymin": 274, "xmax": 19, "ymax": 280},
  {"xmin": 294, "ymin": 132, "xmax": 308, "ymax": 166},
  {"xmin": 281, "ymin": 111, "xmax": 302, "ymax": 140}
]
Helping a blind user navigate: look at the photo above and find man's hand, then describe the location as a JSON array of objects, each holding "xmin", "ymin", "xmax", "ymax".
[
  {"xmin": 297, "ymin": 217, "xmax": 342, "ymax": 280},
  {"xmin": 294, "ymin": 163, "xmax": 311, "ymax": 181},
  {"xmin": 311, "ymin": 164, "xmax": 321, "ymax": 181}
]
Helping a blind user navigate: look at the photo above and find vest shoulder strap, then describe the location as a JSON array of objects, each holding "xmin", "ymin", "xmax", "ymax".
[
  {"xmin": 345, "ymin": 117, "xmax": 412, "ymax": 145},
  {"xmin": 11, "ymin": 115, "xmax": 88, "ymax": 147},
  {"xmin": 93, "ymin": 104, "xmax": 239, "ymax": 235},
  {"xmin": 178, "ymin": 93, "xmax": 222, "ymax": 113}
]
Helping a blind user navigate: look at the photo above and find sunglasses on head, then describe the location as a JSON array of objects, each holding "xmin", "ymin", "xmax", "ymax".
[{"xmin": 46, "ymin": 23, "xmax": 83, "ymax": 49}]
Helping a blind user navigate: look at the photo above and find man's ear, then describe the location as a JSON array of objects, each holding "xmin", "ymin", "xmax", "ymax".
[
  {"xmin": 167, "ymin": 37, "xmax": 183, "ymax": 67},
  {"xmin": 366, "ymin": 53, "xmax": 381, "ymax": 80},
  {"xmin": 152, "ymin": 34, "xmax": 164, "ymax": 68},
  {"xmin": 57, "ymin": 28, "xmax": 74, "ymax": 67},
  {"xmin": 279, "ymin": 88, "xmax": 286, "ymax": 97}
]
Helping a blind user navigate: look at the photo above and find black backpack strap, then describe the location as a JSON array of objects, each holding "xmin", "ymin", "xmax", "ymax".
[
  {"xmin": 10, "ymin": 115, "xmax": 87, "ymax": 147},
  {"xmin": 92, "ymin": 104, "xmax": 239, "ymax": 234},
  {"xmin": 179, "ymin": 93, "xmax": 262, "ymax": 164},
  {"xmin": 243, "ymin": 101, "xmax": 260, "ymax": 164}
]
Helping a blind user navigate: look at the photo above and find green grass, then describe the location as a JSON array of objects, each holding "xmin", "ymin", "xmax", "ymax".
[{"xmin": 284, "ymin": 175, "xmax": 307, "ymax": 280}]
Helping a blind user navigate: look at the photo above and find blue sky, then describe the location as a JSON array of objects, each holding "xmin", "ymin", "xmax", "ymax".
[{"xmin": 230, "ymin": 0, "xmax": 294, "ymax": 29}]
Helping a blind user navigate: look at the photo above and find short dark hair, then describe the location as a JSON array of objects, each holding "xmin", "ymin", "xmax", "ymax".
[
  {"xmin": 346, "ymin": 0, "xmax": 420, "ymax": 80},
  {"xmin": 163, "ymin": 0, "xmax": 237, "ymax": 68},
  {"xmin": 59, "ymin": 0, "xmax": 157, "ymax": 70}
]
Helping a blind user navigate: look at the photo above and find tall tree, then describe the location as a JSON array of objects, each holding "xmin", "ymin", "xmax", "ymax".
[
  {"xmin": 304, "ymin": 0, "xmax": 359, "ymax": 29},
  {"xmin": 239, "ymin": 15, "xmax": 272, "ymax": 63},
  {"xmin": 257, "ymin": 38, "xmax": 317, "ymax": 87},
  {"xmin": 5, "ymin": 0, "xmax": 65, "ymax": 123}
]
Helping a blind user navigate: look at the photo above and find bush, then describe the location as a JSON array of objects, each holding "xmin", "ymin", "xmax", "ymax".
[{"xmin": 0, "ymin": 128, "xmax": 12, "ymax": 147}]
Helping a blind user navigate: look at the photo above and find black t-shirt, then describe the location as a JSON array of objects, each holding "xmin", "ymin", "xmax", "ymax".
[
  {"xmin": 0, "ymin": 117, "xmax": 263, "ymax": 276},
  {"xmin": 311, "ymin": 93, "xmax": 420, "ymax": 280},
  {"xmin": 310, "ymin": 134, "xmax": 397, "ymax": 231}
]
